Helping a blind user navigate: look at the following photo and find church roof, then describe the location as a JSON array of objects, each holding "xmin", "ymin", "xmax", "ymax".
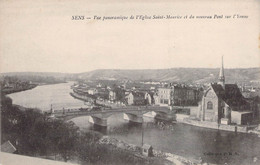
[
  {"xmin": 224, "ymin": 84, "xmax": 248, "ymax": 108},
  {"xmin": 211, "ymin": 84, "xmax": 225, "ymax": 96},
  {"xmin": 224, "ymin": 84, "xmax": 243, "ymax": 98},
  {"xmin": 210, "ymin": 83, "xmax": 248, "ymax": 109}
]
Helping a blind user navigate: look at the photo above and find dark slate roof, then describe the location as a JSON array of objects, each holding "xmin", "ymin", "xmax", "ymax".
[
  {"xmin": 224, "ymin": 84, "xmax": 243, "ymax": 98},
  {"xmin": 132, "ymin": 92, "xmax": 145, "ymax": 98},
  {"xmin": 224, "ymin": 84, "xmax": 248, "ymax": 107},
  {"xmin": 211, "ymin": 83, "xmax": 225, "ymax": 98},
  {"xmin": 211, "ymin": 83, "xmax": 249, "ymax": 109}
]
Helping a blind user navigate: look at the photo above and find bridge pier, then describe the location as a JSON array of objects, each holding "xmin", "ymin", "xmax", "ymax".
[
  {"xmin": 89, "ymin": 116, "xmax": 108, "ymax": 127},
  {"xmin": 123, "ymin": 113, "xmax": 143, "ymax": 123}
]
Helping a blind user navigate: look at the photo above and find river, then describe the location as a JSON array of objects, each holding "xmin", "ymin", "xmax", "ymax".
[{"xmin": 7, "ymin": 82, "xmax": 260, "ymax": 165}]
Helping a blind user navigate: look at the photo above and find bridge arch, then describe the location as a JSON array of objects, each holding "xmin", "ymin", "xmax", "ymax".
[{"xmin": 52, "ymin": 106, "xmax": 174, "ymax": 127}]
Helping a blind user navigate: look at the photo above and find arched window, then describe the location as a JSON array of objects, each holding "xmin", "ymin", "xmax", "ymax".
[{"xmin": 207, "ymin": 101, "xmax": 213, "ymax": 109}]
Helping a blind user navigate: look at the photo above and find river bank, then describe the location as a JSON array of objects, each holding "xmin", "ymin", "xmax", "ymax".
[
  {"xmin": 2, "ymin": 84, "xmax": 37, "ymax": 95},
  {"xmin": 2, "ymin": 81, "xmax": 69, "ymax": 95},
  {"xmin": 70, "ymin": 92, "xmax": 95, "ymax": 103},
  {"xmin": 37, "ymin": 81, "xmax": 67, "ymax": 86},
  {"xmin": 176, "ymin": 114, "xmax": 260, "ymax": 136},
  {"xmin": 99, "ymin": 136, "xmax": 204, "ymax": 165}
]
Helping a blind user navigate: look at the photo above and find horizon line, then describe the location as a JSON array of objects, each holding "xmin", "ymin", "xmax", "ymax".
[{"xmin": 1, "ymin": 66, "xmax": 260, "ymax": 74}]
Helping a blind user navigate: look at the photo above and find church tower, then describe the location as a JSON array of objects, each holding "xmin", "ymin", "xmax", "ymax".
[{"xmin": 218, "ymin": 56, "xmax": 225, "ymax": 89}]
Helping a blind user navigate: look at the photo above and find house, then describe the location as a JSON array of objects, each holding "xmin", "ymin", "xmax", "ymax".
[
  {"xmin": 144, "ymin": 92, "xmax": 154, "ymax": 105},
  {"xmin": 87, "ymin": 88, "xmax": 98, "ymax": 95},
  {"xmin": 109, "ymin": 90, "xmax": 116, "ymax": 101},
  {"xmin": 96, "ymin": 88, "xmax": 109, "ymax": 99},
  {"xmin": 157, "ymin": 84, "xmax": 200, "ymax": 106},
  {"xmin": 197, "ymin": 57, "xmax": 257, "ymax": 125},
  {"xmin": 142, "ymin": 144, "xmax": 153, "ymax": 157},
  {"xmin": 153, "ymin": 93, "xmax": 160, "ymax": 105},
  {"xmin": 126, "ymin": 92, "xmax": 146, "ymax": 105},
  {"xmin": 157, "ymin": 87, "xmax": 171, "ymax": 106}
]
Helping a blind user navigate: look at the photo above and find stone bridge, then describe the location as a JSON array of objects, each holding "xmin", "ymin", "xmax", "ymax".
[{"xmin": 51, "ymin": 106, "xmax": 175, "ymax": 127}]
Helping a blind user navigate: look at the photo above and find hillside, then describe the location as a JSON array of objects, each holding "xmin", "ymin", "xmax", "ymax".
[
  {"xmin": 1, "ymin": 68, "xmax": 260, "ymax": 84},
  {"xmin": 75, "ymin": 68, "xmax": 260, "ymax": 84}
]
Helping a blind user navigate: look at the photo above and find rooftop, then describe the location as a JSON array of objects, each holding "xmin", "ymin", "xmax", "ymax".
[
  {"xmin": 1, "ymin": 141, "xmax": 16, "ymax": 153},
  {"xmin": 0, "ymin": 152, "xmax": 77, "ymax": 165}
]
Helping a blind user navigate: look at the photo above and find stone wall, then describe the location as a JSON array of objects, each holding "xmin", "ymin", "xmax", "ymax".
[
  {"xmin": 176, "ymin": 114, "xmax": 190, "ymax": 122},
  {"xmin": 231, "ymin": 111, "xmax": 242, "ymax": 125},
  {"xmin": 182, "ymin": 118, "xmax": 248, "ymax": 133},
  {"xmin": 188, "ymin": 106, "xmax": 199, "ymax": 117}
]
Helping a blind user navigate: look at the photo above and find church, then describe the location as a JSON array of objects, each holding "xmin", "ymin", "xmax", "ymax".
[{"xmin": 197, "ymin": 57, "xmax": 256, "ymax": 125}]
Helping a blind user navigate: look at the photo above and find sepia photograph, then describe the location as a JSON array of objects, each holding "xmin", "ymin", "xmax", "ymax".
[{"xmin": 0, "ymin": 0, "xmax": 260, "ymax": 164}]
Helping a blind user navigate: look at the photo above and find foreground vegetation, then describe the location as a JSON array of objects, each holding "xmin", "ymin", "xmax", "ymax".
[{"xmin": 1, "ymin": 94, "xmax": 163, "ymax": 165}]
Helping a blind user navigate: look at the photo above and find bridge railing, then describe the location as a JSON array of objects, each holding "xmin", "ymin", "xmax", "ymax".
[{"xmin": 52, "ymin": 105, "xmax": 171, "ymax": 116}]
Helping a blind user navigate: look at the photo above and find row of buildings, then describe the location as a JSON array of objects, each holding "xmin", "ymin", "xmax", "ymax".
[
  {"xmin": 105, "ymin": 81, "xmax": 203, "ymax": 106},
  {"xmin": 73, "ymin": 82, "xmax": 202, "ymax": 107},
  {"xmin": 155, "ymin": 84, "xmax": 203, "ymax": 106}
]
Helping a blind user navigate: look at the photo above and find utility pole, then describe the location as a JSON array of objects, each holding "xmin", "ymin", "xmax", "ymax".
[{"xmin": 141, "ymin": 125, "xmax": 144, "ymax": 146}]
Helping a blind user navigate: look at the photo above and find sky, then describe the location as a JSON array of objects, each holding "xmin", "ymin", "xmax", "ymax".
[{"xmin": 0, "ymin": 0, "xmax": 259, "ymax": 73}]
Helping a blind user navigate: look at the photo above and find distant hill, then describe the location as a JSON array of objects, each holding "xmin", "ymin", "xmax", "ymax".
[
  {"xmin": 1, "ymin": 68, "xmax": 260, "ymax": 84},
  {"xmin": 0, "ymin": 72, "xmax": 70, "ymax": 84},
  {"xmin": 75, "ymin": 68, "xmax": 260, "ymax": 84},
  {"xmin": 0, "ymin": 72, "xmax": 70, "ymax": 78}
]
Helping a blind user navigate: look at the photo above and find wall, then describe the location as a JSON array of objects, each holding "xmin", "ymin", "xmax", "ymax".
[
  {"xmin": 189, "ymin": 106, "xmax": 199, "ymax": 117},
  {"xmin": 176, "ymin": 114, "xmax": 189, "ymax": 122},
  {"xmin": 202, "ymin": 88, "xmax": 219, "ymax": 122},
  {"xmin": 181, "ymin": 118, "xmax": 248, "ymax": 133},
  {"xmin": 231, "ymin": 111, "xmax": 242, "ymax": 125},
  {"xmin": 127, "ymin": 93, "xmax": 134, "ymax": 105}
]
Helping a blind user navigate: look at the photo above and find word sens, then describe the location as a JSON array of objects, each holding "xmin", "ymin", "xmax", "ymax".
[{"xmin": 72, "ymin": 16, "xmax": 84, "ymax": 20}]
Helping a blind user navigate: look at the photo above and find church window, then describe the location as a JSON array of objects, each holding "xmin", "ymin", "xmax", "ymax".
[{"xmin": 207, "ymin": 101, "xmax": 213, "ymax": 109}]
